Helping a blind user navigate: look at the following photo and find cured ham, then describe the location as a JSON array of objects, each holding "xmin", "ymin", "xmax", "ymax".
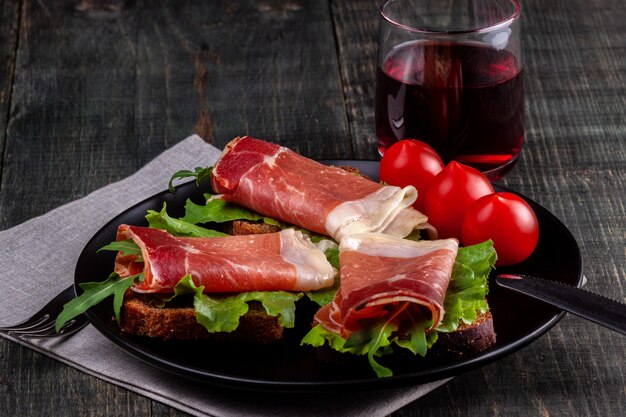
[
  {"xmin": 314, "ymin": 233, "xmax": 458, "ymax": 338},
  {"xmin": 211, "ymin": 136, "xmax": 433, "ymax": 241},
  {"xmin": 114, "ymin": 225, "xmax": 336, "ymax": 293}
]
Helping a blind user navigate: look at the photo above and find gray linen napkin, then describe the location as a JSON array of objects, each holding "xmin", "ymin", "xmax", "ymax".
[{"xmin": 0, "ymin": 134, "xmax": 450, "ymax": 417}]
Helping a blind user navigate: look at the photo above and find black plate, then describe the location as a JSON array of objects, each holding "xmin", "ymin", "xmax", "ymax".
[{"xmin": 75, "ymin": 160, "xmax": 583, "ymax": 391}]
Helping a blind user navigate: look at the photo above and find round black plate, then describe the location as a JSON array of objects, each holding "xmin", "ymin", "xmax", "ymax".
[{"xmin": 75, "ymin": 160, "xmax": 583, "ymax": 391}]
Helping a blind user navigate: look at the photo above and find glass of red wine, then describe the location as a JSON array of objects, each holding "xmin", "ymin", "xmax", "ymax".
[{"xmin": 375, "ymin": 0, "xmax": 524, "ymax": 180}]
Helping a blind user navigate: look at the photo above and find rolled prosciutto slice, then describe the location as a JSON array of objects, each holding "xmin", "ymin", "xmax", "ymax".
[
  {"xmin": 113, "ymin": 225, "xmax": 336, "ymax": 293},
  {"xmin": 210, "ymin": 136, "xmax": 432, "ymax": 241},
  {"xmin": 314, "ymin": 233, "xmax": 458, "ymax": 338}
]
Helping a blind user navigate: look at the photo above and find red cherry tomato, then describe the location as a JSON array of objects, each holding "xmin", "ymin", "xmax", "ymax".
[
  {"xmin": 462, "ymin": 192, "xmax": 539, "ymax": 266},
  {"xmin": 423, "ymin": 161, "xmax": 494, "ymax": 239},
  {"xmin": 379, "ymin": 140, "xmax": 444, "ymax": 212}
]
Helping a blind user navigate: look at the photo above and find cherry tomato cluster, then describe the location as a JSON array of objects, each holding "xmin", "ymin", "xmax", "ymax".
[{"xmin": 380, "ymin": 139, "xmax": 539, "ymax": 266}]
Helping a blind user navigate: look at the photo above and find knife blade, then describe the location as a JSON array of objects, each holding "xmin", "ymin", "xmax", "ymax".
[{"xmin": 496, "ymin": 274, "xmax": 626, "ymax": 335}]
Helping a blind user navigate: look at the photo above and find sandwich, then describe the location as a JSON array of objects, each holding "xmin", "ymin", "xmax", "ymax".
[{"xmin": 56, "ymin": 136, "xmax": 497, "ymax": 378}]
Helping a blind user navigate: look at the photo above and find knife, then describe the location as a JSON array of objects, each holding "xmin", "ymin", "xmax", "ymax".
[{"xmin": 496, "ymin": 274, "xmax": 626, "ymax": 335}]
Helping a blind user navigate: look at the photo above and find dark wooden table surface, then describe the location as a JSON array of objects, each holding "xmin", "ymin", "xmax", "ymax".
[{"xmin": 1, "ymin": 1, "xmax": 624, "ymax": 416}]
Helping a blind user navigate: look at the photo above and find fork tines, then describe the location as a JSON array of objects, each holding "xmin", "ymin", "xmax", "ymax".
[{"xmin": 0, "ymin": 285, "xmax": 88, "ymax": 339}]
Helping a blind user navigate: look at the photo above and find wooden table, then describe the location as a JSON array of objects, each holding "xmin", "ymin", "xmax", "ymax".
[{"xmin": 1, "ymin": 1, "xmax": 624, "ymax": 416}]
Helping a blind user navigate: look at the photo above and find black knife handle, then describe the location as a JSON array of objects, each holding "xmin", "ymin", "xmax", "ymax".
[{"xmin": 496, "ymin": 274, "xmax": 626, "ymax": 335}]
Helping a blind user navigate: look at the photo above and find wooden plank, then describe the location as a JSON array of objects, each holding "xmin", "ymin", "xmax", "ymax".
[
  {"xmin": 0, "ymin": 1, "xmax": 152, "ymax": 415},
  {"xmin": 132, "ymin": 0, "xmax": 351, "ymax": 162},
  {"xmin": 329, "ymin": 0, "xmax": 380, "ymax": 159},
  {"xmin": 0, "ymin": 0, "xmax": 141, "ymax": 227},
  {"xmin": 0, "ymin": 0, "xmax": 351, "ymax": 228},
  {"xmin": 0, "ymin": 341, "xmax": 154, "ymax": 416},
  {"xmin": 0, "ymin": 1, "xmax": 20, "ymax": 181}
]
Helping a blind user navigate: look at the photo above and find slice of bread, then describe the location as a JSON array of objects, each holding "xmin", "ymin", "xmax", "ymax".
[
  {"xmin": 119, "ymin": 292, "xmax": 283, "ymax": 343},
  {"xmin": 429, "ymin": 310, "xmax": 496, "ymax": 359},
  {"xmin": 227, "ymin": 219, "xmax": 281, "ymax": 235}
]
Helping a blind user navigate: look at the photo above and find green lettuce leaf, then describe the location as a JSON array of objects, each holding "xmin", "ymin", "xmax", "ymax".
[
  {"xmin": 180, "ymin": 197, "xmax": 265, "ymax": 224},
  {"xmin": 181, "ymin": 195, "xmax": 328, "ymax": 241},
  {"xmin": 55, "ymin": 273, "xmax": 139, "ymax": 332},
  {"xmin": 173, "ymin": 275, "xmax": 302, "ymax": 332},
  {"xmin": 303, "ymin": 319, "xmax": 436, "ymax": 378},
  {"xmin": 437, "ymin": 240, "xmax": 496, "ymax": 332},
  {"xmin": 146, "ymin": 203, "xmax": 228, "ymax": 237}
]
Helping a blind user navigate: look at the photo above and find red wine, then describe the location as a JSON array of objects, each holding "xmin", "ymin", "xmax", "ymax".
[{"xmin": 375, "ymin": 41, "xmax": 524, "ymax": 179}]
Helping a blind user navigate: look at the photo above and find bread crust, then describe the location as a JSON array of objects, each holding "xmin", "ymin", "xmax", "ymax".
[
  {"xmin": 120, "ymin": 293, "xmax": 283, "ymax": 343},
  {"xmin": 227, "ymin": 220, "xmax": 281, "ymax": 235},
  {"xmin": 429, "ymin": 311, "xmax": 496, "ymax": 358}
]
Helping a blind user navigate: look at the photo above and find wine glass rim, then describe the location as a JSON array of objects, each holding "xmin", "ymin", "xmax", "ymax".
[{"xmin": 379, "ymin": 0, "xmax": 521, "ymax": 35}]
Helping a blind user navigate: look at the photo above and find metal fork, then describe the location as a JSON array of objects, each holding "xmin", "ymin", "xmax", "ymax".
[{"xmin": 0, "ymin": 284, "xmax": 89, "ymax": 339}]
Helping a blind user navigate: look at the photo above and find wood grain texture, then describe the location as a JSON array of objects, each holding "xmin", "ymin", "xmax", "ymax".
[
  {"xmin": 131, "ymin": 0, "xmax": 351, "ymax": 161},
  {"xmin": 0, "ymin": 0, "xmax": 351, "ymax": 228},
  {"xmin": 0, "ymin": 0, "xmax": 624, "ymax": 416},
  {"xmin": 0, "ymin": 1, "xmax": 20, "ymax": 179},
  {"xmin": 329, "ymin": 0, "xmax": 379, "ymax": 159}
]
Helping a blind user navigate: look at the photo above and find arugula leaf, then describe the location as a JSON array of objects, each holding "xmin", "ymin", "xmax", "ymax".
[
  {"xmin": 302, "ymin": 313, "xmax": 432, "ymax": 378},
  {"xmin": 55, "ymin": 273, "xmax": 139, "ymax": 332},
  {"xmin": 146, "ymin": 203, "xmax": 228, "ymax": 237},
  {"xmin": 172, "ymin": 276, "xmax": 302, "ymax": 332},
  {"xmin": 97, "ymin": 239, "xmax": 142, "ymax": 256},
  {"xmin": 394, "ymin": 318, "xmax": 436, "ymax": 357},
  {"xmin": 168, "ymin": 166, "xmax": 213, "ymax": 193},
  {"xmin": 364, "ymin": 322, "xmax": 397, "ymax": 378},
  {"xmin": 302, "ymin": 322, "xmax": 396, "ymax": 378}
]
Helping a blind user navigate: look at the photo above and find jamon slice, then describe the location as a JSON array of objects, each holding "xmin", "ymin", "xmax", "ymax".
[
  {"xmin": 314, "ymin": 233, "xmax": 458, "ymax": 338},
  {"xmin": 210, "ymin": 136, "xmax": 433, "ymax": 241},
  {"xmin": 114, "ymin": 225, "xmax": 336, "ymax": 293}
]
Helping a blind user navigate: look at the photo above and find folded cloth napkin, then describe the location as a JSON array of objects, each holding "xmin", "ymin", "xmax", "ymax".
[{"xmin": 0, "ymin": 134, "xmax": 450, "ymax": 417}]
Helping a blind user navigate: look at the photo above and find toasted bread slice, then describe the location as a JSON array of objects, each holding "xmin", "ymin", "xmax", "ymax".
[
  {"xmin": 119, "ymin": 293, "xmax": 283, "ymax": 343},
  {"xmin": 335, "ymin": 165, "xmax": 372, "ymax": 180},
  {"xmin": 227, "ymin": 219, "xmax": 281, "ymax": 235},
  {"xmin": 429, "ymin": 310, "xmax": 496, "ymax": 359}
]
